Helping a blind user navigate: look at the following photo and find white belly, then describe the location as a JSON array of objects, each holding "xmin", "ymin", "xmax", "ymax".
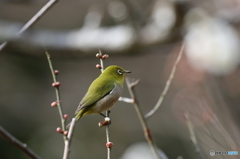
[{"xmin": 93, "ymin": 83, "xmax": 122, "ymax": 113}]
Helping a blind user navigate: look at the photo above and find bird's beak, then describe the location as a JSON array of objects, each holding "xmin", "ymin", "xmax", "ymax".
[{"xmin": 124, "ymin": 70, "xmax": 131, "ymax": 73}]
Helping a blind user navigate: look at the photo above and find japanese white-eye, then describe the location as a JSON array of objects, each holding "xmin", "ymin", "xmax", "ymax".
[{"xmin": 69, "ymin": 65, "xmax": 131, "ymax": 126}]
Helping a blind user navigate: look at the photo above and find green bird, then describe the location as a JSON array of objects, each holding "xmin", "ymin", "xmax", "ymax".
[{"xmin": 69, "ymin": 65, "xmax": 131, "ymax": 126}]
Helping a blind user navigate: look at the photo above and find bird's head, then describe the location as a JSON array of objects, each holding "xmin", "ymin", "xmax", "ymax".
[{"xmin": 101, "ymin": 65, "xmax": 131, "ymax": 83}]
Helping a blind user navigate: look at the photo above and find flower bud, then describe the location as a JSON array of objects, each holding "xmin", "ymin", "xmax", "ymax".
[
  {"xmin": 54, "ymin": 70, "xmax": 59, "ymax": 75},
  {"xmin": 63, "ymin": 114, "xmax": 68, "ymax": 119},
  {"xmin": 98, "ymin": 118, "xmax": 111, "ymax": 127},
  {"xmin": 96, "ymin": 64, "xmax": 102, "ymax": 69},
  {"xmin": 51, "ymin": 101, "xmax": 58, "ymax": 107},
  {"xmin": 52, "ymin": 82, "xmax": 61, "ymax": 87},
  {"xmin": 104, "ymin": 117, "xmax": 111, "ymax": 125},
  {"xmin": 105, "ymin": 117, "xmax": 110, "ymax": 122},
  {"xmin": 98, "ymin": 122, "xmax": 104, "ymax": 127},
  {"xmin": 63, "ymin": 131, "xmax": 68, "ymax": 136},
  {"xmin": 102, "ymin": 54, "xmax": 109, "ymax": 59},
  {"xmin": 106, "ymin": 142, "xmax": 113, "ymax": 148},
  {"xmin": 56, "ymin": 127, "xmax": 63, "ymax": 133},
  {"xmin": 96, "ymin": 53, "xmax": 102, "ymax": 59}
]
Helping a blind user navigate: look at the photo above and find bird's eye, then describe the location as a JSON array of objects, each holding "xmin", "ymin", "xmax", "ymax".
[{"xmin": 117, "ymin": 69, "xmax": 123, "ymax": 75}]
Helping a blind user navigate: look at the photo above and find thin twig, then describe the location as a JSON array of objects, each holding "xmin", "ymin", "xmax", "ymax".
[
  {"xmin": 0, "ymin": 126, "xmax": 41, "ymax": 159},
  {"xmin": 45, "ymin": 51, "xmax": 66, "ymax": 134},
  {"xmin": 99, "ymin": 50, "xmax": 104, "ymax": 73},
  {"xmin": 98, "ymin": 50, "xmax": 112, "ymax": 159},
  {"xmin": 46, "ymin": 51, "xmax": 77, "ymax": 159},
  {"xmin": 145, "ymin": 44, "xmax": 184, "ymax": 119},
  {"xmin": 105, "ymin": 111, "xmax": 111, "ymax": 159},
  {"xmin": 184, "ymin": 112, "xmax": 206, "ymax": 159},
  {"xmin": 0, "ymin": 0, "xmax": 58, "ymax": 52},
  {"xmin": 63, "ymin": 118, "xmax": 76, "ymax": 159},
  {"xmin": 125, "ymin": 78, "xmax": 161, "ymax": 159}
]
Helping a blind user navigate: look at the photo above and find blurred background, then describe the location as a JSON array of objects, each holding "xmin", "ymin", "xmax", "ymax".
[{"xmin": 0, "ymin": 0, "xmax": 240, "ymax": 158}]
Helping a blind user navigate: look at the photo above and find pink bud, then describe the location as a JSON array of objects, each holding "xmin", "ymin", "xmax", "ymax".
[
  {"xmin": 96, "ymin": 64, "xmax": 102, "ymax": 69},
  {"xmin": 52, "ymin": 82, "xmax": 61, "ymax": 87},
  {"xmin": 96, "ymin": 53, "xmax": 102, "ymax": 59},
  {"xmin": 106, "ymin": 142, "xmax": 113, "ymax": 148},
  {"xmin": 51, "ymin": 101, "xmax": 58, "ymax": 107},
  {"xmin": 102, "ymin": 54, "xmax": 109, "ymax": 59},
  {"xmin": 63, "ymin": 131, "xmax": 68, "ymax": 136},
  {"xmin": 63, "ymin": 114, "xmax": 68, "ymax": 119},
  {"xmin": 98, "ymin": 122, "xmax": 104, "ymax": 127},
  {"xmin": 54, "ymin": 70, "xmax": 59, "ymax": 75},
  {"xmin": 56, "ymin": 127, "xmax": 63, "ymax": 134}
]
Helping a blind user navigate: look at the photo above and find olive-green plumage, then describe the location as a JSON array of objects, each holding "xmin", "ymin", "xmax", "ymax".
[{"xmin": 73, "ymin": 65, "xmax": 131, "ymax": 123}]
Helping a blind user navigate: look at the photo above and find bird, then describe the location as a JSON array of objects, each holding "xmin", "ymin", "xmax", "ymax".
[{"xmin": 67, "ymin": 65, "xmax": 131, "ymax": 128}]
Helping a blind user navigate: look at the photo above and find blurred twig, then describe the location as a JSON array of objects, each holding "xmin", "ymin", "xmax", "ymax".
[
  {"xmin": 0, "ymin": 126, "xmax": 41, "ymax": 159},
  {"xmin": 184, "ymin": 112, "xmax": 206, "ymax": 159},
  {"xmin": 212, "ymin": 114, "xmax": 236, "ymax": 149},
  {"xmin": 0, "ymin": 0, "xmax": 58, "ymax": 52},
  {"xmin": 105, "ymin": 111, "xmax": 111, "ymax": 159},
  {"xmin": 120, "ymin": 44, "xmax": 184, "ymax": 158},
  {"xmin": 45, "ymin": 51, "xmax": 66, "ymax": 134},
  {"xmin": 63, "ymin": 118, "xmax": 76, "ymax": 159},
  {"xmin": 145, "ymin": 44, "xmax": 184, "ymax": 119},
  {"xmin": 125, "ymin": 77, "xmax": 161, "ymax": 159}
]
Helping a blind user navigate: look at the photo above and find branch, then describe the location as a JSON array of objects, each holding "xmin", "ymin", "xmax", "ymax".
[
  {"xmin": 63, "ymin": 118, "xmax": 76, "ymax": 159},
  {"xmin": 46, "ymin": 51, "xmax": 77, "ymax": 159},
  {"xmin": 125, "ymin": 77, "xmax": 161, "ymax": 159},
  {"xmin": 0, "ymin": 0, "xmax": 58, "ymax": 52},
  {"xmin": 0, "ymin": 126, "xmax": 41, "ymax": 159},
  {"xmin": 45, "ymin": 51, "xmax": 66, "ymax": 134},
  {"xmin": 145, "ymin": 44, "xmax": 184, "ymax": 119},
  {"xmin": 98, "ymin": 50, "xmax": 105, "ymax": 73},
  {"xmin": 0, "ymin": 0, "xmax": 178, "ymax": 53},
  {"xmin": 105, "ymin": 111, "xmax": 112, "ymax": 159},
  {"xmin": 96, "ymin": 51, "xmax": 113, "ymax": 159}
]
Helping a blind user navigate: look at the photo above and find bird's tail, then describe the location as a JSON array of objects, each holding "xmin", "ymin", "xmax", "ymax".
[{"xmin": 66, "ymin": 110, "xmax": 85, "ymax": 129}]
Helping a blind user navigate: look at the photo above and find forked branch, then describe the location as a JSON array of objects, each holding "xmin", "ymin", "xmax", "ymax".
[{"xmin": 125, "ymin": 77, "xmax": 161, "ymax": 159}]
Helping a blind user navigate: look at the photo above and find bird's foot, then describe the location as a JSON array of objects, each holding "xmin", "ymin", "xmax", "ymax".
[{"xmin": 100, "ymin": 113, "xmax": 106, "ymax": 118}]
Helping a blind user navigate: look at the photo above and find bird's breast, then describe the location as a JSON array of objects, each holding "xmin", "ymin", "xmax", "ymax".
[{"xmin": 94, "ymin": 83, "xmax": 123, "ymax": 113}]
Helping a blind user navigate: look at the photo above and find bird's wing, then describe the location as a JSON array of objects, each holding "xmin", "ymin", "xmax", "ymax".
[{"xmin": 74, "ymin": 80, "xmax": 115, "ymax": 114}]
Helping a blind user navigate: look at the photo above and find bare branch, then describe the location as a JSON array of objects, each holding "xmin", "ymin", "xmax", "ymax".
[
  {"xmin": 97, "ymin": 51, "xmax": 112, "ymax": 159},
  {"xmin": 63, "ymin": 118, "xmax": 76, "ymax": 159},
  {"xmin": 184, "ymin": 112, "xmax": 206, "ymax": 159},
  {"xmin": 99, "ymin": 50, "xmax": 105, "ymax": 73},
  {"xmin": 0, "ymin": 0, "xmax": 58, "ymax": 52},
  {"xmin": 105, "ymin": 111, "xmax": 111, "ymax": 159},
  {"xmin": 145, "ymin": 44, "xmax": 184, "ymax": 119},
  {"xmin": 125, "ymin": 77, "xmax": 161, "ymax": 159},
  {"xmin": 46, "ymin": 51, "xmax": 77, "ymax": 159},
  {"xmin": 0, "ymin": 126, "xmax": 41, "ymax": 159},
  {"xmin": 45, "ymin": 51, "xmax": 66, "ymax": 134}
]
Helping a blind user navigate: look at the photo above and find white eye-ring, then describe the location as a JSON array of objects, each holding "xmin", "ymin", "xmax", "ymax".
[{"xmin": 117, "ymin": 69, "xmax": 123, "ymax": 75}]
